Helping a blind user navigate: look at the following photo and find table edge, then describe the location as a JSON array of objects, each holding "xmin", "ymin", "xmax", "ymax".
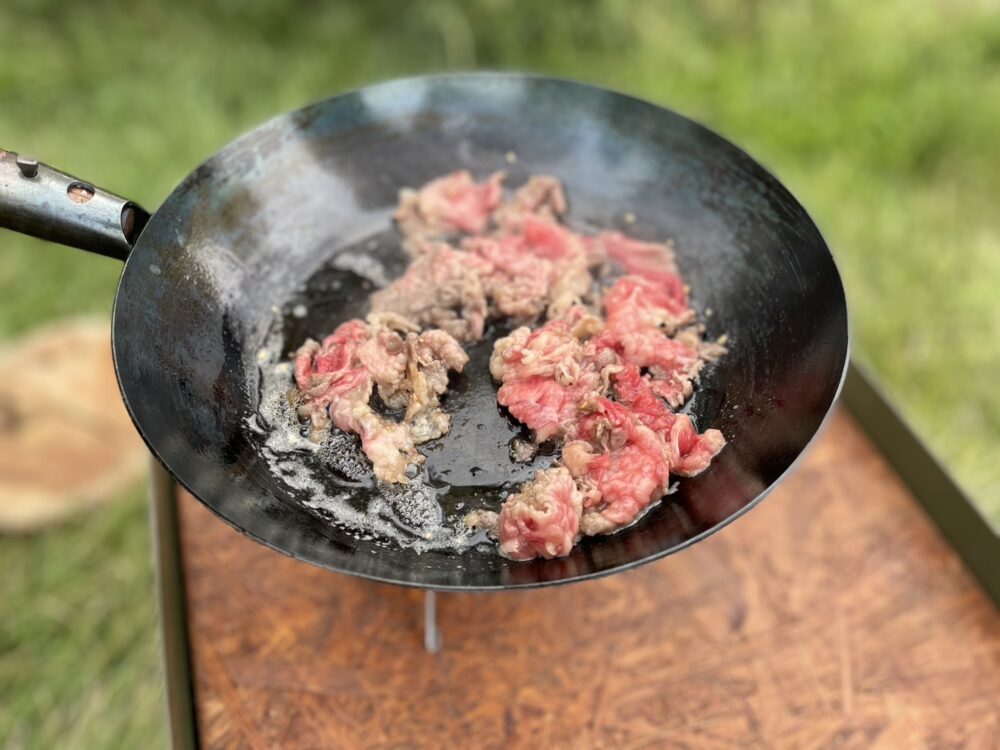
[{"xmin": 842, "ymin": 362, "xmax": 999, "ymax": 604}]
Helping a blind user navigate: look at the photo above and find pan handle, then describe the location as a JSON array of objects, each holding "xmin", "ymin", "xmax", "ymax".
[{"xmin": 0, "ymin": 147, "xmax": 150, "ymax": 261}]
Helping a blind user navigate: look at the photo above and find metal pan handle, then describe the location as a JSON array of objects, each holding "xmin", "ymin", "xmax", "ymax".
[{"xmin": 0, "ymin": 147, "xmax": 150, "ymax": 261}]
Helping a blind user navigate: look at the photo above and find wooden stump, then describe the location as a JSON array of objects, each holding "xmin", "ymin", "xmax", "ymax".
[{"xmin": 0, "ymin": 318, "xmax": 148, "ymax": 531}]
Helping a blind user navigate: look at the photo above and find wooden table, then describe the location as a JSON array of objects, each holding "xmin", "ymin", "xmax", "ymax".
[{"xmin": 171, "ymin": 409, "xmax": 1000, "ymax": 749}]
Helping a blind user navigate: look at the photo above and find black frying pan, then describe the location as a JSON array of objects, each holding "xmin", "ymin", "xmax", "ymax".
[{"xmin": 0, "ymin": 73, "xmax": 848, "ymax": 589}]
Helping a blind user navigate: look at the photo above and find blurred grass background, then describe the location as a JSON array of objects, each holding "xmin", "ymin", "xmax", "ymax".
[{"xmin": 1, "ymin": 0, "xmax": 998, "ymax": 747}]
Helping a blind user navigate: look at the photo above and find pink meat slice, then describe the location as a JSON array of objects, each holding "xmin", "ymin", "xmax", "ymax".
[
  {"xmin": 356, "ymin": 318, "xmax": 411, "ymax": 405},
  {"xmin": 293, "ymin": 318, "xmax": 467, "ymax": 483},
  {"xmin": 295, "ymin": 321, "xmax": 420, "ymax": 481},
  {"xmin": 335, "ymin": 402, "xmax": 418, "ymax": 484},
  {"xmin": 395, "ymin": 170, "xmax": 505, "ymax": 240},
  {"xmin": 497, "ymin": 467, "xmax": 583, "ymax": 560},
  {"xmin": 519, "ymin": 215, "xmax": 584, "ymax": 262},
  {"xmin": 491, "ymin": 316, "xmax": 612, "ymax": 442},
  {"xmin": 294, "ymin": 319, "xmax": 372, "ymax": 432},
  {"xmin": 599, "ymin": 274, "xmax": 703, "ymax": 407},
  {"xmin": 612, "ymin": 363, "xmax": 725, "ymax": 476},
  {"xmin": 489, "ymin": 320, "xmax": 583, "ymax": 383},
  {"xmin": 645, "ymin": 360, "xmax": 705, "ymax": 408},
  {"xmin": 570, "ymin": 399, "xmax": 673, "ymax": 536},
  {"xmin": 467, "ymin": 235, "xmax": 557, "ymax": 319},
  {"xmin": 610, "ymin": 362, "xmax": 677, "ymax": 435},
  {"xmin": 497, "ymin": 376, "xmax": 592, "ymax": 443},
  {"xmin": 603, "ymin": 330, "xmax": 703, "ymax": 409},
  {"xmin": 597, "ymin": 232, "xmax": 679, "ymax": 276},
  {"xmin": 467, "ymin": 215, "xmax": 594, "ymax": 320},
  {"xmin": 668, "ymin": 415, "xmax": 726, "ymax": 477},
  {"xmin": 294, "ymin": 319, "xmax": 368, "ymax": 388},
  {"xmin": 603, "ymin": 273, "xmax": 694, "ymax": 337}
]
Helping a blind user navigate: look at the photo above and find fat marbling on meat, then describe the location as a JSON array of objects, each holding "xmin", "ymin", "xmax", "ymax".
[
  {"xmin": 489, "ymin": 254, "xmax": 726, "ymax": 558},
  {"xmin": 368, "ymin": 243, "xmax": 491, "ymax": 342},
  {"xmin": 497, "ymin": 467, "xmax": 584, "ymax": 560},
  {"xmin": 466, "ymin": 215, "xmax": 594, "ymax": 321},
  {"xmin": 567, "ymin": 398, "xmax": 674, "ymax": 536},
  {"xmin": 293, "ymin": 314, "xmax": 467, "ymax": 483},
  {"xmin": 490, "ymin": 310, "xmax": 618, "ymax": 442},
  {"xmin": 394, "ymin": 170, "xmax": 505, "ymax": 241},
  {"xmin": 597, "ymin": 273, "xmax": 705, "ymax": 407},
  {"xmin": 375, "ymin": 173, "xmax": 598, "ymax": 340}
]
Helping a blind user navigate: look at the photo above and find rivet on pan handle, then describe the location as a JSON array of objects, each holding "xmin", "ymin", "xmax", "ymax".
[{"xmin": 0, "ymin": 147, "xmax": 151, "ymax": 261}]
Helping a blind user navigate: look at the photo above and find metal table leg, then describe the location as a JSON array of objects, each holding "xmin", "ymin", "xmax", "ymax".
[
  {"xmin": 424, "ymin": 590, "xmax": 443, "ymax": 654},
  {"xmin": 149, "ymin": 459, "xmax": 199, "ymax": 750}
]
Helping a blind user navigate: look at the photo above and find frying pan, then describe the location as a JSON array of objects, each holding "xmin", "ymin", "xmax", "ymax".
[{"xmin": 0, "ymin": 73, "xmax": 848, "ymax": 589}]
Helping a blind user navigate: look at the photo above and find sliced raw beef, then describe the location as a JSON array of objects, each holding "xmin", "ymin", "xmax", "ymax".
[
  {"xmin": 293, "ymin": 316, "xmax": 467, "ymax": 482},
  {"xmin": 497, "ymin": 467, "xmax": 584, "ymax": 560},
  {"xmin": 395, "ymin": 170, "xmax": 505, "ymax": 241},
  {"xmin": 369, "ymin": 243, "xmax": 491, "ymax": 342}
]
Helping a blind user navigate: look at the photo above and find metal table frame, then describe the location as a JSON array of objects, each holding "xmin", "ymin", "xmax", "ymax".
[{"xmin": 151, "ymin": 363, "xmax": 1000, "ymax": 749}]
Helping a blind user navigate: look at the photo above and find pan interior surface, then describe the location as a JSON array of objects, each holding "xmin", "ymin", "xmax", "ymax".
[{"xmin": 113, "ymin": 74, "xmax": 848, "ymax": 589}]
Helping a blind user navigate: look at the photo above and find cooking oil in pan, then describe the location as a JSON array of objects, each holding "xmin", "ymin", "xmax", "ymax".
[
  {"xmin": 246, "ymin": 233, "xmax": 539, "ymax": 554},
  {"xmin": 251, "ymin": 322, "xmax": 497, "ymax": 554}
]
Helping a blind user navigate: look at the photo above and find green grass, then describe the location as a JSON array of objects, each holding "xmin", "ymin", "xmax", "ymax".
[
  {"xmin": 1, "ymin": 1, "xmax": 998, "ymax": 747},
  {"xmin": 0, "ymin": 491, "xmax": 163, "ymax": 749}
]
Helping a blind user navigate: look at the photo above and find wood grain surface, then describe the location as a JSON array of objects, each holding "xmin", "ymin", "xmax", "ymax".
[
  {"xmin": 177, "ymin": 410, "xmax": 1000, "ymax": 749},
  {"xmin": 0, "ymin": 318, "xmax": 148, "ymax": 530}
]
